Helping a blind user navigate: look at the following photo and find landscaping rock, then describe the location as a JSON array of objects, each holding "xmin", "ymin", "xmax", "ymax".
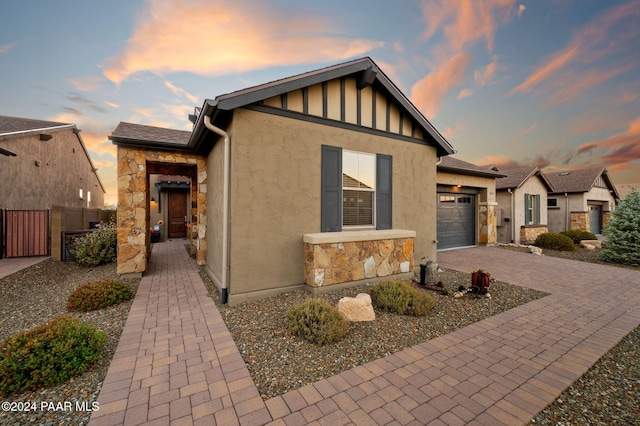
[
  {"xmin": 529, "ymin": 245, "xmax": 543, "ymax": 255},
  {"xmin": 337, "ymin": 293, "xmax": 375, "ymax": 322},
  {"xmin": 581, "ymin": 239, "xmax": 602, "ymax": 249}
]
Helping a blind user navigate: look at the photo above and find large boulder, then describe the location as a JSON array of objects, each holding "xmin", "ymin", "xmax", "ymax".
[
  {"xmin": 337, "ymin": 293, "xmax": 375, "ymax": 322},
  {"xmin": 581, "ymin": 239, "xmax": 602, "ymax": 249}
]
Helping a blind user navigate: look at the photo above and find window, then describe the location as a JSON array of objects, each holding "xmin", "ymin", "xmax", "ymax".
[
  {"xmin": 321, "ymin": 145, "xmax": 392, "ymax": 232},
  {"xmin": 342, "ymin": 150, "xmax": 375, "ymax": 227},
  {"xmin": 439, "ymin": 195, "xmax": 455, "ymax": 203},
  {"xmin": 87, "ymin": 191, "xmax": 91, "ymax": 207},
  {"xmin": 525, "ymin": 193, "xmax": 541, "ymax": 225},
  {"xmin": 547, "ymin": 198, "xmax": 558, "ymax": 207}
]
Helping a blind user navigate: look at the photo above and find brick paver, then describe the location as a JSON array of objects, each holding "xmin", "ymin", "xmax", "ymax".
[{"xmin": 91, "ymin": 244, "xmax": 640, "ymax": 425}]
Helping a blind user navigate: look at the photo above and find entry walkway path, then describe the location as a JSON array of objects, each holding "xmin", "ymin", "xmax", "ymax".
[{"xmin": 91, "ymin": 243, "xmax": 640, "ymax": 425}]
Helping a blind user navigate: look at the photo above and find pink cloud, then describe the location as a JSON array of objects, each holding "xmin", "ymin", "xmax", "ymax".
[
  {"xmin": 414, "ymin": 0, "xmax": 515, "ymax": 117},
  {"xmin": 517, "ymin": 4, "xmax": 526, "ymax": 19},
  {"xmin": 474, "ymin": 57, "xmax": 498, "ymax": 87},
  {"xmin": 511, "ymin": 0, "xmax": 640, "ymax": 98},
  {"xmin": 103, "ymin": 0, "xmax": 383, "ymax": 84},
  {"xmin": 577, "ymin": 116, "xmax": 640, "ymax": 171},
  {"xmin": 410, "ymin": 53, "xmax": 471, "ymax": 118}
]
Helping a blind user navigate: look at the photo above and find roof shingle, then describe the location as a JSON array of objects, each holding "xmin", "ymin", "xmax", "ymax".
[
  {"xmin": 0, "ymin": 115, "xmax": 70, "ymax": 134},
  {"xmin": 544, "ymin": 167, "xmax": 606, "ymax": 193},
  {"xmin": 110, "ymin": 122, "xmax": 191, "ymax": 146}
]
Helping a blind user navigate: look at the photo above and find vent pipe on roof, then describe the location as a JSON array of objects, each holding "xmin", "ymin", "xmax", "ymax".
[{"xmin": 204, "ymin": 114, "xmax": 230, "ymax": 304}]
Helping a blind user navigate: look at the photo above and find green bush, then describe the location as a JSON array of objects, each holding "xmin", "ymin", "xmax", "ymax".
[
  {"xmin": 285, "ymin": 299, "xmax": 348, "ymax": 345},
  {"xmin": 67, "ymin": 279, "xmax": 132, "ymax": 312},
  {"xmin": 0, "ymin": 316, "xmax": 106, "ymax": 396},
  {"xmin": 72, "ymin": 221, "xmax": 117, "ymax": 266},
  {"xmin": 534, "ymin": 232, "xmax": 577, "ymax": 251},
  {"xmin": 370, "ymin": 280, "xmax": 435, "ymax": 316},
  {"xmin": 601, "ymin": 190, "xmax": 640, "ymax": 266},
  {"xmin": 560, "ymin": 229, "xmax": 598, "ymax": 244}
]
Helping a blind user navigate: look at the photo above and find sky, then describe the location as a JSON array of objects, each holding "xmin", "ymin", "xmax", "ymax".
[{"xmin": 2, "ymin": 0, "xmax": 639, "ymax": 206}]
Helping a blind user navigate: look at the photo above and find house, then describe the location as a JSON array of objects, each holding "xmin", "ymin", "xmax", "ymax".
[
  {"xmin": 494, "ymin": 166, "xmax": 554, "ymax": 244},
  {"xmin": 435, "ymin": 156, "xmax": 505, "ymax": 250},
  {"xmin": 544, "ymin": 167, "xmax": 618, "ymax": 235},
  {"xmin": 0, "ymin": 115, "xmax": 105, "ymax": 210},
  {"xmin": 111, "ymin": 57, "xmax": 457, "ymax": 304}
]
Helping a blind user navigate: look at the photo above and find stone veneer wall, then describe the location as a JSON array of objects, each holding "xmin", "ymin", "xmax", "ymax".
[
  {"xmin": 602, "ymin": 212, "xmax": 611, "ymax": 231},
  {"xmin": 478, "ymin": 202, "xmax": 497, "ymax": 245},
  {"xmin": 570, "ymin": 211, "xmax": 589, "ymax": 232},
  {"xmin": 520, "ymin": 225, "xmax": 548, "ymax": 244},
  {"xmin": 117, "ymin": 147, "xmax": 207, "ymax": 275},
  {"xmin": 304, "ymin": 237, "xmax": 414, "ymax": 287}
]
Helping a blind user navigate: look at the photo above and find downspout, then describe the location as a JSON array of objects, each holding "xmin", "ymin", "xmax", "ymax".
[
  {"xmin": 508, "ymin": 189, "xmax": 515, "ymax": 243},
  {"xmin": 204, "ymin": 115, "xmax": 230, "ymax": 304},
  {"xmin": 565, "ymin": 193, "xmax": 569, "ymax": 231}
]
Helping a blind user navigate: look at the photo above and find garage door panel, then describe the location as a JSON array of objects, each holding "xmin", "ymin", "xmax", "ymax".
[{"xmin": 437, "ymin": 194, "xmax": 475, "ymax": 250}]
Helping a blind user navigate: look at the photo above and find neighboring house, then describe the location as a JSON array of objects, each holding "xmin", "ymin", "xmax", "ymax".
[
  {"xmin": 494, "ymin": 166, "xmax": 554, "ymax": 244},
  {"xmin": 435, "ymin": 156, "xmax": 505, "ymax": 250},
  {"xmin": 544, "ymin": 167, "xmax": 619, "ymax": 235},
  {"xmin": 111, "ymin": 57, "xmax": 456, "ymax": 304},
  {"xmin": 0, "ymin": 115, "xmax": 105, "ymax": 210}
]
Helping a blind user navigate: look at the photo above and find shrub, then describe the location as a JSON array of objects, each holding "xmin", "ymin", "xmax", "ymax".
[
  {"xmin": 67, "ymin": 279, "xmax": 132, "ymax": 312},
  {"xmin": 0, "ymin": 316, "xmax": 106, "ymax": 396},
  {"xmin": 370, "ymin": 280, "xmax": 435, "ymax": 316},
  {"xmin": 285, "ymin": 299, "xmax": 348, "ymax": 345},
  {"xmin": 601, "ymin": 189, "xmax": 640, "ymax": 266},
  {"xmin": 560, "ymin": 229, "xmax": 598, "ymax": 244},
  {"xmin": 72, "ymin": 221, "xmax": 117, "ymax": 266},
  {"xmin": 534, "ymin": 232, "xmax": 577, "ymax": 251}
]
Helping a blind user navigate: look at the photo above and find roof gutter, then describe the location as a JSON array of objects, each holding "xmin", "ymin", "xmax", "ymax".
[
  {"xmin": 203, "ymin": 114, "xmax": 230, "ymax": 304},
  {"xmin": 0, "ymin": 123, "xmax": 75, "ymax": 142}
]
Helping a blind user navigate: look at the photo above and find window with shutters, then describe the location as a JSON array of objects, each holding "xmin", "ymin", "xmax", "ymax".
[
  {"xmin": 321, "ymin": 145, "xmax": 392, "ymax": 232},
  {"xmin": 342, "ymin": 150, "xmax": 375, "ymax": 227}
]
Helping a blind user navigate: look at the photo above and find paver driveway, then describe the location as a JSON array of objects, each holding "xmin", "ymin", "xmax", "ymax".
[{"xmin": 91, "ymin": 243, "xmax": 640, "ymax": 425}]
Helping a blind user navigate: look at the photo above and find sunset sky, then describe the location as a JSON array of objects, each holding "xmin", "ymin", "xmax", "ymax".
[{"xmin": 2, "ymin": 0, "xmax": 639, "ymax": 205}]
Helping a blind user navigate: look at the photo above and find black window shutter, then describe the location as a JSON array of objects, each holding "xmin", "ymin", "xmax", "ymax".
[
  {"xmin": 535, "ymin": 194, "xmax": 541, "ymax": 225},
  {"xmin": 321, "ymin": 145, "xmax": 342, "ymax": 232},
  {"xmin": 376, "ymin": 154, "xmax": 392, "ymax": 230}
]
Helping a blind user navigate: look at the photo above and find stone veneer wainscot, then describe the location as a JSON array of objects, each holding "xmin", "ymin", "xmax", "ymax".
[{"xmin": 303, "ymin": 229, "xmax": 416, "ymax": 288}]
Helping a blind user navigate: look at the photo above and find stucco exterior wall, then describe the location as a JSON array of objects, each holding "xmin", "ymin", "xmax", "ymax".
[
  {"xmin": 547, "ymin": 189, "xmax": 615, "ymax": 233},
  {"xmin": 221, "ymin": 108, "xmax": 438, "ymax": 302},
  {"xmin": 204, "ymin": 131, "xmax": 226, "ymax": 287},
  {"xmin": 0, "ymin": 129, "xmax": 104, "ymax": 209}
]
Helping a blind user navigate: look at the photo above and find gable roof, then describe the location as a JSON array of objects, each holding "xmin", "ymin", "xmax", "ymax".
[
  {"xmin": 496, "ymin": 166, "xmax": 553, "ymax": 191},
  {"xmin": 190, "ymin": 57, "xmax": 455, "ymax": 156},
  {"xmin": 437, "ymin": 156, "xmax": 505, "ymax": 178},
  {"xmin": 0, "ymin": 115, "xmax": 106, "ymax": 193},
  {"xmin": 544, "ymin": 167, "xmax": 619, "ymax": 198},
  {"xmin": 110, "ymin": 122, "xmax": 192, "ymax": 150},
  {"xmin": 0, "ymin": 115, "xmax": 74, "ymax": 141}
]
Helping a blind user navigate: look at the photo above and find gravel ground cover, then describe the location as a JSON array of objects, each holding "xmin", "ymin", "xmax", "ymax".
[
  {"xmin": 0, "ymin": 259, "xmax": 139, "ymax": 426},
  {"xmin": 0, "ymin": 244, "xmax": 637, "ymax": 425},
  {"xmin": 201, "ymin": 269, "xmax": 549, "ymax": 400}
]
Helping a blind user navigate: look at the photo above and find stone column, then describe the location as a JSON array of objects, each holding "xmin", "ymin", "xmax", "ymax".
[
  {"xmin": 570, "ymin": 211, "xmax": 590, "ymax": 232},
  {"xmin": 478, "ymin": 202, "xmax": 498, "ymax": 245}
]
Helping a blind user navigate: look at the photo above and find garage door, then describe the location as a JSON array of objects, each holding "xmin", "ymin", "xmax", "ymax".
[{"xmin": 437, "ymin": 193, "xmax": 475, "ymax": 250}]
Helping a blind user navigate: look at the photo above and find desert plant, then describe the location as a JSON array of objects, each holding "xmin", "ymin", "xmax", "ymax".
[
  {"xmin": 560, "ymin": 229, "xmax": 598, "ymax": 244},
  {"xmin": 601, "ymin": 189, "xmax": 640, "ymax": 266},
  {"xmin": 0, "ymin": 316, "xmax": 106, "ymax": 396},
  {"xmin": 71, "ymin": 220, "xmax": 117, "ymax": 266},
  {"xmin": 67, "ymin": 279, "xmax": 132, "ymax": 312},
  {"xmin": 534, "ymin": 232, "xmax": 577, "ymax": 251},
  {"xmin": 370, "ymin": 280, "xmax": 435, "ymax": 316},
  {"xmin": 285, "ymin": 299, "xmax": 348, "ymax": 345}
]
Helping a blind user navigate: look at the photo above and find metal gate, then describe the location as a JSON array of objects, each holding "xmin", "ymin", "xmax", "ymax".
[{"xmin": 2, "ymin": 210, "xmax": 50, "ymax": 257}]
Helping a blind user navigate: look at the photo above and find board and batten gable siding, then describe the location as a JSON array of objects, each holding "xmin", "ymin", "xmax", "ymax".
[
  {"xmin": 260, "ymin": 77, "xmax": 425, "ymax": 141},
  {"xmin": 219, "ymin": 108, "xmax": 437, "ymax": 302}
]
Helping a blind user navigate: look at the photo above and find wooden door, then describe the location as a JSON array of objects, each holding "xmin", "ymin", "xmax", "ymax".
[{"xmin": 167, "ymin": 192, "xmax": 187, "ymax": 238}]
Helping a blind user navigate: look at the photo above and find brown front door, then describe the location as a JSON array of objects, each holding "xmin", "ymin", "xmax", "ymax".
[{"xmin": 167, "ymin": 192, "xmax": 187, "ymax": 238}]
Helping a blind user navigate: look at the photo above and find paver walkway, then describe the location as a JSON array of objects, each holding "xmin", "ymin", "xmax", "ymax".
[
  {"xmin": 0, "ymin": 255, "xmax": 48, "ymax": 279},
  {"xmin": 91, "ymin": 243, "xmax": 640, "ymax": 425}
]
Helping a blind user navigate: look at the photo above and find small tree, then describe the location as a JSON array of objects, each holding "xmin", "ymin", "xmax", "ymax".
[{"xmin": 601, "ymin": 189, "xmax": 640, "ymax": 266}]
